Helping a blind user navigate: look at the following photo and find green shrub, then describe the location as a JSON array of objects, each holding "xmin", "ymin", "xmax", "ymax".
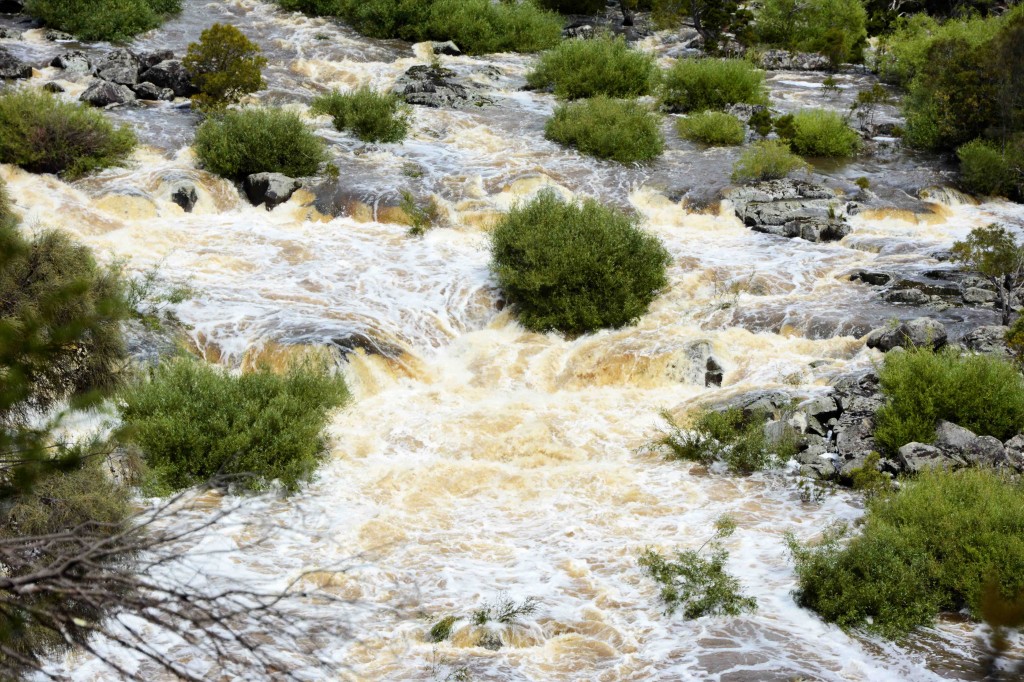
[
  {"xmin": 661, "ymin": 58, "xmax": 766, "ymax": 113},
  {"xmin": 676, "ymin": 111, "xmax": 745, "ymax": 146},
  {"xmin": 311, "ymin": 87, "xmax": 410, "ymax": 143},
  {"xmin": 874, "ymin": 347, "xmax": 1024, "ymax": 454},
  {"xmin": 118, "ymin": 358, "xmax": 349, "ymax": 493},
  {"xmin": 754, "ymin": 0, "xmax": 867, "ymax": 66},
  {"xmin": 193, "ymin": 108, "xmax": 329, "ymax": 180},
  {"xmin": 958, "ymin": 138, "xmax": 1024, "ymax": 201},
  {"xmin": 780, "ymin": 109, "xmax": 861, "ymax": 158},
  {"xmin": 23, "ymin": 0, "xmax": 181, "ymax": 41},
  {"xmin": 657, "ymin": 407, "xmax": 798, "ymax": 474},
  {"xmin": 526, "ymin": 35, "xmax": 660, "ymax": 100},
  {"xmin": 790, "ymin": 468, "xmax": 1024, "ymax": 638},
  {"xmin": 730, "ymin": 139, "xmax": 808, "ymax": 183},
  {"xmin": 335, "ymin": 0, "xmax": 562, "ymax": 54},
  {"xmin": 0, "ymin": 90, "xmax": 136, "ymax": 179},
  {"xmin": 276, "ymin": 0, "xmax": 344, "ymax": 15},
  {"xmin": 183, "ymin": 23, "xmax": 268, "ymax": 113},
  {"xmin": 876, "ymin": 12, "xmax": 1003, "ymax": 87},
  {"xmin": 649, "ymin": 0, "xmax": 753, "ymax": 53},
  {"xmin": 545, "ymin": 96, "xmax": 665, "ymax": 163},
  {"xmin": 535, "ymin": 0, "xmax": 605, "ymax": 12},
  {"xmin": 490, "ymin": 190, "xmax": 670, "ymax": 335}
]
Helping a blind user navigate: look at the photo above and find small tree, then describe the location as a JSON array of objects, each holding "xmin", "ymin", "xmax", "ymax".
[
  {"xmin": 951, "ymin": 224, "xmax": 1024, "ymax": 325},
  {"xmin": 183, "ymin": 23, "xmax": 268, "ymax": 112}
]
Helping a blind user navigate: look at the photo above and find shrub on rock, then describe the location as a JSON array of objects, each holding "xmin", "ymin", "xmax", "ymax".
[
  {"xmin": 490, "ymin": 190, "xmax": 671, "ymax": 335},
  {"xmin": 676, "ymin": 111, "xmax": 745, "ymax": 146},
  {"xmin": 311, "ymin": 87, "xmax": 410, "ymax": 143},
  {"xmin": 661, "ymin": 58, "xmax": 766, "ymax": 113},
  {"xmin": 183, "ymin": 23, "xmax": 267, "ymax": 112},
  {"xmin": 23, "ymin": 0, "xmax": 181, "ymax": 42},
  {"xmin": 526, "ymin": 35, "xmax": 660, "ymax": 100},
  {"xmin": 545, "ymin": 96, "xmax": 664, "ymax": 163},
  {"xmin": 192, "ymin": 108, "xmax": 329, "ymax": 180},
  {"xmin": 0, "ymin": 89, "xmax": 136, "ymax": 178},
  {"xmin": 730, "ymin": 139, "xmax": 808, "ymax": 183}
]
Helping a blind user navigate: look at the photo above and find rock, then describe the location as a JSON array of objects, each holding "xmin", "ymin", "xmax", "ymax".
[
  {"xmin": 0, "ymin": 27, "xmax": 22, "ymax": 39},
  {"xmin": 393, "ymin": 64, "xmax": 491, "ymax": 109},
  {"xmin": 42, "ymin": 81, "xmax": 63, "ymax": 92},
  {"xmin": 563, "ymin": 22, "xmax": 597, "ymax": 40},
  {"xmin": 866, "ymin": 317, "xmax": 947, "ymax": 352},
  {"xmin": 79, "ymin": 80, "xmax": 136, "ymax": 107},
  {"xmin": 714, "ymin": 389, "xmax": 796, "ymax": 421},
  {"xmin": 243, "ymin": 173, "xmax": 302, "ymax": 210},
  {"xmin": 0, "ymin": 48, "xmax": 30, "ymax": 79},
  {"xmin": 757, "ymin": 49, "xmax": 832, "ymax": 71},
  {"xmin": 934, "ymin": 420, "xmax": 977, "ymax": 452},
  {"xmin": 139, "ymin": 59, "xmax": 194, "ymax": 97},
  {"xmin": 95, "ymin": 48, "xmax": 139, "ymax": 85},
  {"xmin": 961, "ymin": 325, "xmax": 1009, "ymax": 356},
  {"xmin": 43, "ymin": 29, "xmax": 73, "ymax": 41},
  {"xmin": 962, "ymin": 286, "xmax": 997, "ymax": 304},
  {"xmin": 883, "ymin": 288, "xmax": 929, "ymax": 305},
  {"xmin": 725, "ymin": 179, "xmax": 852, "ymax": 243},
  {"xmin": 705, "ymin": 356, "xmax": 723, "ymax": 387},
  {"xmin": 138, "ymin": 49, "xmax": 174, "ymax": 70},
  {"xmin": 170, "ymin": 182, "xmax": 198, "ymax": 213},
  {"xmin": 331, "ymin": 331, "xmax": 404, "ymax": 359},
  {"xmin": 430, "ymin": 40, "xmax": 461, "ymax": 56},
  {"xmin": 897, "ymin": 442, "xmax": 964, "ymax": 473},
  {"xmin": 968, "ymin": 436, "xmax": 1006, "ymax": 467},
  {"xmin": 1004, "ymin": 434, "xmax": 1024, "ymax": 471},
  {"xmin": 0, "ymin": 0, "xmax": 24, "ymax": 13},
  {"xmin": 51, "ymin": 50, "xmax": 91, "ymax": 74},
  {"xmin": 851, "ymin": 270, "xmax": 891, "ymax": 286},
  {"xmin": 132, "ymin": 81, "xmax": 164, "ymax": 100}
]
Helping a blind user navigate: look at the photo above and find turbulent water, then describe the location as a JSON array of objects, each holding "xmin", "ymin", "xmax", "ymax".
[{"xmin": 3, "ymin": 1, "xmax": 1024, "ymax": 679}]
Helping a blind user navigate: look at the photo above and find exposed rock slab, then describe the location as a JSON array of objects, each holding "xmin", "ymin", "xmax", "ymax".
[
  {"xmin": 725, "ymin": 179, "xmax": 853, "ymax": 243},
  {"xmin": 393, "ymin": 65, "xmax": 492, "ymax": 109},
  {"xmin": 80, "ymin": 80, "xmax": 136, "ymax": 106},
  {"xmin": 866, "ymin": 317, "xmax": 947, "ymax": 352}
]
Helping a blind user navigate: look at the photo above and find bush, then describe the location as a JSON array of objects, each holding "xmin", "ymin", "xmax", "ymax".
[
  {"xmin": 754, "ymin": 0, "xmax": 867, "ymax": 66},
  {"xmin": 874, "ymin": 347, "xmax": 1024, "ymax": 454},
  {"xmin": 183, "ymin": 23, "xmax": 268, "ymax": 112},
  {"xmin": 876, "ymin": 12, "xmax": 1002, "ymax": 87},
  {"xmin": 730, "ymin": 139, "xmax": 808, "ymax": 183},
  {"xmin": 118, "ymin": 358, "xmax": 349, "ymax": 493},
  {"xmin": 23, "ymin": 0, "xmax": 181, "ymax": 41},
  {"xmin": 780, "ymin": 109, "xmax": 861, "ymax": 158},
  {"xmin": 276, "ymin": 0, "xmax": 343, "ymax": 15},
  {"xmin": 676, "ymin": 111, "xmax": 745, "ymax": 146},
  {"xmin": 311, "ymin": 87, "xmax": 410, "ymax": 143},
  {"xmin": 535, "ymin": 0, "xmax": 605, "ymax": 12},
  {"xmin": 335, "ymin": 0, "xmax": 562, "ymax": 55},
  {"xmin": 790, "ymin": 468, "xmax": 1024, "ymax": 638},
  {"xmin": 193, "ymin": 108, "xmax": 329, "ymax": 180},
  {"xmin": 545, "ymin": 96, "xmax": 665, "ymax": 163},
  {"xmin": 0, "ymin": 90, "xmax": 136, "ymax": 180},
  {"xmin": 661, "ymin": 58, "xmax": 766, "ymax": 113},
  {"xmin": 958, "ymin": 138, "xmax": 1024, "ymax": 201},
  {"xmin": 657, "ymin": 407, "xmax": 798, "ymax": 474},
  {"xmin": 490, "ymin": 191, "xmax": 670, "ymax": 335},
  {"xmin": 526, "ymin": 35, "xmax": 660, "ymax": 100}
]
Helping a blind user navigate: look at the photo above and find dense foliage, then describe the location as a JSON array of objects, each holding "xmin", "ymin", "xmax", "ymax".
[
  {"xmin": 676, "ymin": 111, "xmax": 746, "ymax": 146},
  {"xmin": 790, "ymin": 468, "xmax": 1024, "ymax": 638},
  {"xmin": 957, "ymin": 139, "xmax": 1024, "ymax": 202},
  {"xmin": 545, "ymin": 96, "xmax": 665, "ymax": 163},
  {"xmin": 183, "ymin": 23, "xmax": 268, "ymax": 112},
  {"xmin": 118, "ymin": 358, "xmax": 350, "ymax": 493},
  {"xmin": 490, "ymin": 191, "xmax": 670, "ymax": 335},
  {"xmin": 311, "ymin": 87, "xmax": 410, "ymax": 143},
  {"xmin": 276, "ymin": 0, "xmax": 344, "ymax": 14},
  {"xmin": 777, "ymin": 109, "xmax": 861, "ymax": 158},
  {"xmin": 754, "ymin": 0, "xmax": 867, "ymax": 66},
  {"xmin": 649, "ymin": 0, "xmax": 753, "ymax": 53},
  {"xmin": 0, "ymin": 90, "xmax": 136, "ymax": 179},
  {"xmin": 661, "ymin": 58, "xmax": 766, "ymax": 113},
  {"xmin": 193, "ymin": 108, "xmax": 329, "ymax": 180},
  {"xmin": 657, "ymin": 407, "xmax": 799, "ymax": 474},
  {"xmin": 874, "ymin": 347, "xmax": 1024, "ymax": 454},
  {"xmin": 526, "ymin": 35, "xmax": 660, "ymax": 100},
  {"xmin": 535, "ymin": 0, "xmax": 605, "ymax": 13},
  {"xmin": 730, "ymin": 139, "xmax": 808, "ymax": 183},
  {"xmin": 23, "ymin": 0, "xmax": 181, "ymax": 41}
]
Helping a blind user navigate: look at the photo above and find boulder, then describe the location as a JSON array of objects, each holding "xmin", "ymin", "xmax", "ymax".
[
  {"xmin": 897, "ymin": 442, "xmax": 964, "ymax": 473},
  {"xmin": 725, "ymin": 179, "xmax": 852, "ymax": 243},
  {"xmin": 934, "ymin": 420, "xmax": 977, "ymax": 452},
  {"xmin": 0, "ymin": 48, "xmax": 30, "ymax": 79},
  {"xmin": 563, "ymin": 22, "xmax": 597, "ymax": 40},
  {"xmin": 430, "ymin": 40, "xmax": 461, "ymax": 56},
  {"xmin": 79, "ymin": 80, "xmax": 136, "ymax": 107},
  {"xmin": 705, "ymin": 356, "xmax": 723, "ymax": 387},
  {"xmin": 962, "ymin": 286, "xmax": 997, "ymax": 304},
  {"xmin": 96, "ymin": 48, "xmax": 139, "ymax": 85},
  {"xmin": 43, "ymin": 29, "xmax": 73, "ymax": 41},
  {"xmin": 138, "ymin": 49, "xmax": 174, "ymax": 70},
  {"xmin": 170, "ymin": 182, "xmax": 198, "ymax": 213},
  {"xmin": 866, "ymin": 317, "xmax": 947, "ymax": 352},
  {"xmin": 139, "ymin": 59, "xmax": 194, "ymax": 97},
  {"xmin": 132, "ymin": 81, "xmax": 164, "ymax": 100},
  {"xmin": 1004, "ymin": 434, "xmax": 1024, "ymax": 471},
  {"xmin": 883, "ymin": 288, "xmax": 929, "ymax": 305},
  {"xmin": 42, "ymin": 81, "xmax": 63, "ymax": 93},
  {"xmin": 757, "ymin": 49, "xmax": 832, "ymax": 71},
  {"xmin": 243, "ymin": 173, "xmax": 302, "ymax": 210},
  {"xmin": 393, "ymin": 64, "xmax": 491, "ymax": 109},
  {"xmin": 51, "ymin": 50, "xmax": 91, "ymax": 74}
]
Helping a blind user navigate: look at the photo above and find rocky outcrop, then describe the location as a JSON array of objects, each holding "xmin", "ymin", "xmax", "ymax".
[
  {"xmin": 79, "ymin": 80, "xmax": 136, "ymax": 107},
  {"xmin": 51, "ymin": 50, "xmax": 92, "ymax": 74},
  {"xmin": 866, "ymin": 317, "xmax": 947, "ymax": 352},
  {"xmin": 139, "ymin": 59, "xmax": 194, "ymax": 98},
  {"xmin": 897, "ymin": 442, "xmax": 963, "ymax": 473},
  {"xmin": 725, "ymin": 179, "xmax": 853, "ymax": 243},
  {"xmin": 757, "ymin": 49, "xmax": 832, "ymax": 71},
  {"xmin": 243, "ymin": 173, "xmax": 302, "ymax": 210},
  {"xmin": 393, "ymin": 65, "xmax": 492, "ymax": 109},
  {"xmin": 139, "ymin": 49, "xmax": 174, "ymax": 70},
  {"xmin": 961, "ymin": 325, "xmax": 1010, "ymax": 356},
  {"xmin": 0, "ymin": 48, "xmax": 30, "ymax": 79},
  {"xmin": 95, "ymin": 48, "xmax": 139, "ymax": 85}
]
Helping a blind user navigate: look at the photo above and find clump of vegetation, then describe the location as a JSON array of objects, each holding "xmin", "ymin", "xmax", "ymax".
[
  {"xmin": 854, "ymin": 176, "xmax": 870, "ymax": 190},
  {"xmin": 183, "ymin": 23, "xmax": 268, "ymax": 112},
  {"xmin": 399, "ymin": 190, "xmax": 441, "ymax": 237},
  {"xmin": 0, "ymin": 90, "xmax": 136, "ymax": 179},
  {"xmin": 526, "ymin": 35, "xmax": 660, "ymax": 100},
  {"xmin": 748, "ymin": 108, "xmax": 773, "ymax": 137},
  {"xmin": 730, "ymin": 139, "xmax": 808, "ymax": 184},
  {"xmin": 429, "ymin": 615, "xmax": 458, "ymax": 642},
  {"xmin": 193, "ymin": 108, "xmax": 329, "ymax": 180},
  {"xmin": 847, "ymin": 452, "xmax": 890, "ymax": 496},
  {"xmin": 276, "ymin": 0, "xmax": 343, "ymax": 15},
  {"xmin": 490, "ymin": 190, "xmax": 670, "ymax": 335},
  {"xmin": 676, "ymin": 111, "xmax": 745, "ymax": 146},
  {"xmin": 117, "ymin": 357, "xmax": 350, "ymax": 493},
  {"xmin": 951, "ymin": 223, "xmax": 1024, "ymax": 326},
  {"xmin": 957, "ymin": 139, "xmax": 1024, "ymax": 202},
  {"xmin": 334, "ymin": 0, "xmax": 563, "ymax": 55},
  {"xmin": 790, "ymin": 468, "xmax": 1024, "ymax": 639},
  {"xmin": 639, "ymin": 516, "xmax": 757, "ymax": 619},
  {"xmin": 545, "ymin": 96, "xmax": 665, "ymax": 163},
  {"xmin": 427, "ymin": 595, "xmax": 540, "ymax": 647},
  {"xmin": 754, "ymin": 0, "xmax": 868, "ymax": 66},
  {"xmin": 1007, "ymin": 317, "xmax": 1024, "ymax": 369},
  {"xmin": 777, "ymin": 109, "xmax": 861, "ymax": 158},
  {"xmin": 311, "ymin": 87, "xmax": 410, "ymax": 143},
  {"xmin": 23, "ymin": 0, "xmax": 181, "ymax": 41},
  {"xmin": 536, "ymin": 0, "xmax": 605, "ymax": 13},
  {"xmin": 661, "ymin": 57, "xmax": 766, "ymax": 113},
  {"xmin": 648, "ymin": 0, "xmax": 754, "ymax": 53},
  {"xmin": 656, "ymin": 407, "xmax": 799, "ymax": 474},
  {"xmin": 873, "ymin": 346, "xmax": 1024, "ymax": 455}
]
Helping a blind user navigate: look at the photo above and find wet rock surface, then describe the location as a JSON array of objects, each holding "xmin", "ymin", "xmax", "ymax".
[
  {"xmin": 170, "ymin": 182, "xmax": 199, "ymax": 212},
  {"xmin": 243, "ymin": 173, "xmax": 302, "ymax": 210},
  {"xmin": 0, "ymin": 47, "xmax": 30, "ymax": 78},
  {"xmin": 52, "ymin": 50, "xmax": 92, "ymax": 74},
  {"xmin": 95, "ymin": 48, "xmax": 139, "ymax": 85},
  {"xmin": 140, "ymin": 59, "xmax": 194, "ymax": 97},
  {"xmin": 80, "ymin": 79, "xmax": 136, "ymax": 106},
  {"xmin": 757, "ymin": 49, "xmax": 832, "ymax": 71},
  {"xmin": 725, "ymin": 179, "xmax": 854, "ymax": 243},
  {"xmin": 866, "ymin": 317, "xmax": 947, "ymax": 351},
  {"xmin": 393, "ymin": 65, "xmax": 493, "ymax": 109}
]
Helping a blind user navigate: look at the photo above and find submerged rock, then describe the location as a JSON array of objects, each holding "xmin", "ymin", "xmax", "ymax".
[
  {"xmin": 865, "ymin": 317, "xmax": 947, "ymax": 352},
  {"xmin": 243, "ymin": 173, "xmax": 302, "ymax": 210},
  {"xmin": 51, "ymin": 50, "xmax": 91, "ymax": 74},
  {"xmin": 394, "ymin": 64, "xmax": 491, "ymax": 109},
  {"xmin": 79, "ymin": 80, "xmax": 136, "ymax": 107},
  {"xmin": 140, "ymin": 59, "xmax": 194, "ymax": 97},
  {"xmin": 725, "ymin": 179, "xmax": 853, "ymax": 243},
  {"xmin": 169, "ymin": 182, "xmax": 198, "ymax": 213},
  {"xmin": 0, "ymin": 48, "xmax": 30, "ymax": 79}
]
